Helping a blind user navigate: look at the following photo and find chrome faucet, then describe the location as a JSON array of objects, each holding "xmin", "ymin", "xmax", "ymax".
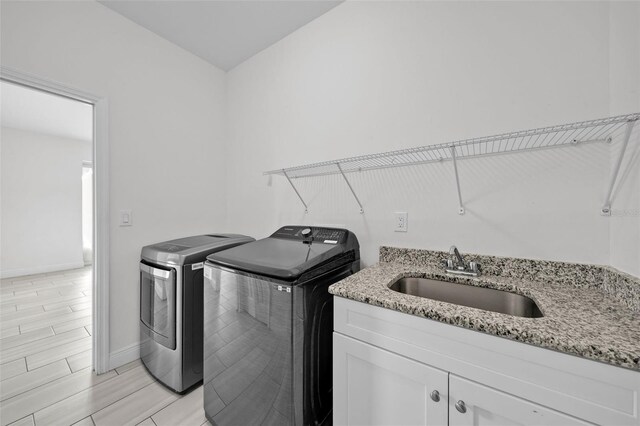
[
  {"xmin": 450, "ymin": 246, "xmax": 465, "ymax": 266},
  {"xmin": 444, "ymin": 245, "xmax": 480, "ymax": 277}
]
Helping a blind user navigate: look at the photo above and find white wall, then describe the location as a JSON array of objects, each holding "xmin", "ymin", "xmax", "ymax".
[
  {"xmin": 226, "ymin": 1, "xmax": 639, "ymax": 270},
  {"xmin": 1, "ymin": 127, "xmax": 92, "ymax": 277},
  {"xmin": 1, "ymin": 1, "xmax": 229, "ymax": 359},
  {"xmin": 608, "ymin": 2, "xmax": 640, "ymax": 276},
  {"xmin": 610, "ymin": 128, "xmax": 640, "ymax": 277}
]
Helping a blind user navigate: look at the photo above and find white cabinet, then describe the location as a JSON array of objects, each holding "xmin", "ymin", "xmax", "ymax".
[
  {"xmin": 333, "ymin": 333, "xmax": 590, "ymax": 426},
  {"xmin": 448, "ymin": 375, "xmax": 591, "ymax": 426},
  {"xmin": 333, "ymin": 298, "xmax": 640, "ymax": 426},
  {"xmin": 334, "ymin": 333, "xmax": 448, "ymax": 426}
]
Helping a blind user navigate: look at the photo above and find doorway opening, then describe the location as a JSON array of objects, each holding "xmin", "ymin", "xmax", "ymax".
[{"xmin": 0, "ymin": 76, "xmax": 106, "ymax": 378}]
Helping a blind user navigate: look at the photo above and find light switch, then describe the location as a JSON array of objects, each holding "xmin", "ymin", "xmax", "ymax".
[{"xmin": 119, "ymin": 210, "xmax": 132, "ymax": 227}]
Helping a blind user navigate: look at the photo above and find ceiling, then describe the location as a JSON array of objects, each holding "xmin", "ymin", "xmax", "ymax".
[
  {"xmin": 98, "ymin": 0, "xmax": 342, "ymax": 71},
  {"xmin": 1, "ymin": 81, "xmax": 93, "ymax": 142}
]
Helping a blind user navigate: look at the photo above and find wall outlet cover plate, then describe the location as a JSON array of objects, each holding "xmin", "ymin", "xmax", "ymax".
[{"xmin": 394, "ymin": 212, "xmax": 408, "ymax": 232}]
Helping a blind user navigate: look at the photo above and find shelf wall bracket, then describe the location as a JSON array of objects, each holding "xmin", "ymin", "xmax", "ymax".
[
  {"xmin": 283, "ymin": 169, "xmax": 308, "ymax": 213},
  {"xmin": 450, "ymin": 146, "xmax": 465, "ymax": 215},
  {"xmin": 336, "ymin": 162, "xmax": 364, "ymax": 213},
  {"xmin": 601, "ymin": 119, "xmax": 637, "ymax": 216}
]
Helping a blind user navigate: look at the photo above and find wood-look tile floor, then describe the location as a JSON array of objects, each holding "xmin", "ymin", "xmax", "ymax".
[{"xmin": 0, "ymin": 267, "xmax": 211, "ymax": 426}]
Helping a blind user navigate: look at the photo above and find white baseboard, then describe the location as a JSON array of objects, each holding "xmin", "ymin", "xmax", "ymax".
[
  {"xmin": 109, "ymin": 341, "xmax": 140, "ymax": 371},
  {"xmin": 0, "ymin": 261, "xmax": 86, "ymax": 279}
]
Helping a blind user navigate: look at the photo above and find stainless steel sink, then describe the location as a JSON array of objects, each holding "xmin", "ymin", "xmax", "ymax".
[{"xmin": 389, "ymin": 277, "xmax": 543, "ymax": 318}]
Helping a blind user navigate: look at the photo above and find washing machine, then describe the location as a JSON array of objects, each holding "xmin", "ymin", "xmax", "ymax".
[
  {"xmin": 203, "ymin": 226, "xmax": 360, "ymax": 425},
  {"xmin": 139, "ymin": 233, "xmax": 254, "ymax": 393}
]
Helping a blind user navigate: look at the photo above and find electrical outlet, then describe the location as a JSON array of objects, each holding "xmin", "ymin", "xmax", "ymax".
[{"xmin": 394, "ymin": 212, "xmax": 408, "ymax": 232}]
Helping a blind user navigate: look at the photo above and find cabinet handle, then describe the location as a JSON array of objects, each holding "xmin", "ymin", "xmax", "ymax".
[
  {"xmin": 455, "ymin": 400, "xmax": 467, "ymax": 414},
  {"xmin": 430, "ymin": 390, "xmax": 440, "ymax": 402}
]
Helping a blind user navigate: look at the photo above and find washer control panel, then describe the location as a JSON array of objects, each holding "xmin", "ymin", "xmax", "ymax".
[{"xmin": 271, "ymin": 226, "xmax": 347, "ymax": 244}]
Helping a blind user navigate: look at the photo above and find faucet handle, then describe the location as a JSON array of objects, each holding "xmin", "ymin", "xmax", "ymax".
[{"xmin": 469, "ymin": 261, "xmax": 478, "ymax": 272}]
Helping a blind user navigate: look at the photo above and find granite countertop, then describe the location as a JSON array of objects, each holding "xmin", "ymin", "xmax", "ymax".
[{"xmin": 329, "ymin": 247, "xmax": 640, "ymax": 371}]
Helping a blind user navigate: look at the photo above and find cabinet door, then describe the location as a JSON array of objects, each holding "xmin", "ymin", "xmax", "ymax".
[
  {"xmin": 449, "ymin": 375, "xmax": 593, "ymax": 426},
  {"xmin": 333, "ymin": 333, "xmax": 448, "ymax": 426}
]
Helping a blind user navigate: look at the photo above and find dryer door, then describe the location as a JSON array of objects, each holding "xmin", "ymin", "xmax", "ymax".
[{"xmin": 140, "ymin": 261, "xmax": 176, "ymax": 349}]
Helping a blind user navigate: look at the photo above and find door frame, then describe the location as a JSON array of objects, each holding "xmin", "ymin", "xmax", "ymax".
[{"xmin": 1, "ymin": 66, "xmax": 111, "ymax": 374}]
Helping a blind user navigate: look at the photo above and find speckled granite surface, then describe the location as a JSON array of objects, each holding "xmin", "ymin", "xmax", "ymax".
[{"xmin": 329, "ymin": 247, "xmax": 640, "ymax": 370}]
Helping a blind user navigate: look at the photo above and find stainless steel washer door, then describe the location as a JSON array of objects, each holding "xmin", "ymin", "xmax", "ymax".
[{"xmin": 140, "ymin": 261, "xmax": 177, "ymax": 349}]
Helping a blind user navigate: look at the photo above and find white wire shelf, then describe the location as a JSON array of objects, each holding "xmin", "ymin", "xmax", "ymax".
[{"xmin": 264, "ymin": 113, "xmax": 639, "ymax": 215}]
